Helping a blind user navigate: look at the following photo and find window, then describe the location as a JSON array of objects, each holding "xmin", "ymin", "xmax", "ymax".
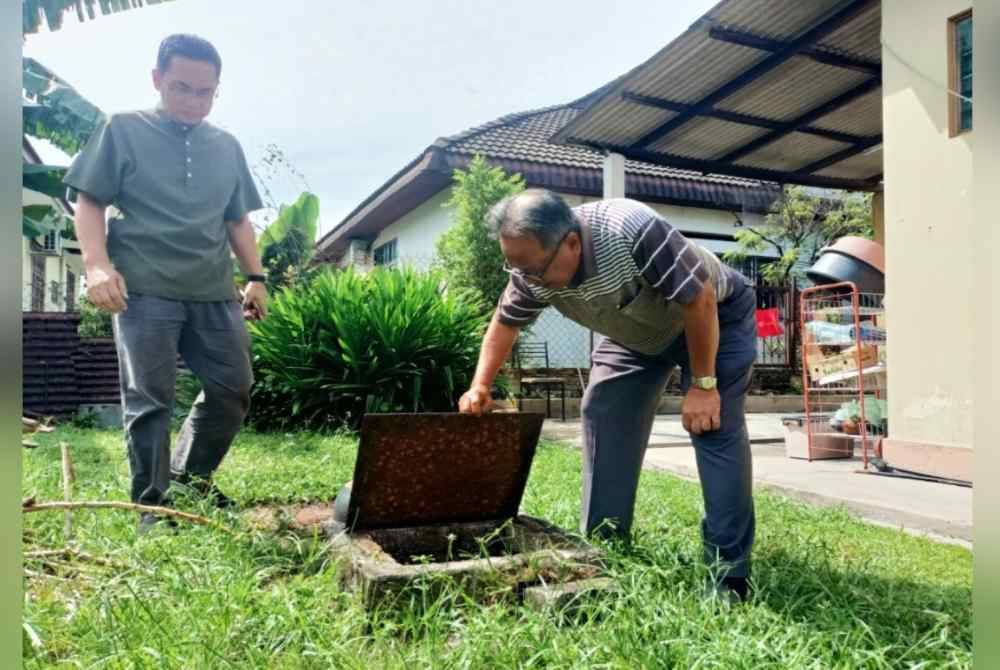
[
  {"xmin": 43, "ymin": 230, "xmax": 59, "ymax": 253},
  {"xmin": 373, "ymin": 238, "xmax": 398, "ymax": 266},
  {"xmin": 949, "ymin": 10, "xmax": 973, "ymax": 135},
  {"xmin": 30, "ymin": 255, "xmax": 45, "ymax": 311},
  {"xmin": 65, "ymin": 270, "xmax": 77, "ymax": 312}
]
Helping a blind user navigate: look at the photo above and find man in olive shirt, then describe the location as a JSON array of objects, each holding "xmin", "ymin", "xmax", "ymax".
[{"xmin": 65, "ymin": 34, "xmax": 267, "ymax": 533}]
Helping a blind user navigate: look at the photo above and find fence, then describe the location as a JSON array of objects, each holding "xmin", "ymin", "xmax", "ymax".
[{"xmin": 23, "ymin": 312, "xmax": 120, "ymax": 418}]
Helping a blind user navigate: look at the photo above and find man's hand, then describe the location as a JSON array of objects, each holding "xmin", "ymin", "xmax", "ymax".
[
  {"xmin": 682, "ymin": 387, "xmax": 721, "ymax": 435},
  {"xmin": 85, "ymin": 264, "xmax": 129, "ymax": 313},
  {"xmin": 458, "ymin": 384, "xmax": 495, "ymax": 416},
  {"xmin": 242, "ymin": 281, "xmax": 268, "ymax": 321}
]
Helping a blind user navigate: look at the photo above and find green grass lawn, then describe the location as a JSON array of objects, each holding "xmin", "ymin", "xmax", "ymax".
[{"xmin": 22, "ymin": 427, "xmax": 972, "ymax": 669}]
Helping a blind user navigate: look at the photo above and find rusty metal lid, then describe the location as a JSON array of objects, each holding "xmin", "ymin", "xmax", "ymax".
[{"xmin": 346, "ymin": 412, "xmax": 545, "ymax": 531}]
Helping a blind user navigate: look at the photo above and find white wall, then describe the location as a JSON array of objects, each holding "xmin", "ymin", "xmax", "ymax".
[
  {"xmin": 882, "ymin": 0, "xmax": 975, "ymax": 450},
  {"xmin": 372, "ymin": 189, "xmax": 454, "ymax": 269},
  {"xmin": 21, "ymin": 188, "xmax": 84, "ymax": 312},
  {"xmin": 366, "ymin": 187, "xmax": 771, "ymax": 368}
]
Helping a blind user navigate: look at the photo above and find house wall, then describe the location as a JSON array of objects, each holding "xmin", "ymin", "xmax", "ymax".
[
  {"xmin": 881, "ymin": 0, "xmax": 975, "ymax": 478},
  {"xmin": 369, "ymin": 187, "xmax": 772, "ymax": 368},
  {"xmin": 372, "ymin": 189, "xmax": 455, "ymax": 269},
  {"xmin": 22, "ymin": 188, "xmax": 84, "ymax": 312}
]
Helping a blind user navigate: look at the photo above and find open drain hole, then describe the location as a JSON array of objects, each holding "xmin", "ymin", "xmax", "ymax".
[{"xmin": 367, "ymin": 523, "xmax": 524, "ymax": 565}]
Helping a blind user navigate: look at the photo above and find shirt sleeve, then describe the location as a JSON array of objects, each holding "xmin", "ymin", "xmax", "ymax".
[
  {"xmin": 224, "ymin": 140, "xmax": 264, "ymax": 221},
  {"xmin": 495, "ymin": 275, "xmax": 549, "ymax": 328},
  {"xmin": 629, "ymin": 213, "xmax": 710, "ymax": 305},
  {"xmin": 62, "ymin": 115, "xmax": 129, "ymax": 206}
]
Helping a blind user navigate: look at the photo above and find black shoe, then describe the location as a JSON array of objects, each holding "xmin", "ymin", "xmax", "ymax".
[
  {"xmin": 202, "ymin": 483, "xmax": 235, "ymax": 509},
  {"xmin": 137, "ymin": 511, "xmax": 179, "ymax": 536},
  {"xmin": 704, "ymin": 576, "xmax": 753, "ymax": 605},
  {"xmin": 721, "ymin": 576, "xmax": 752, "ymax": 603},
  {"xmin": 171, "ymin": 473, "xmax": 235, "ymax": 509}
]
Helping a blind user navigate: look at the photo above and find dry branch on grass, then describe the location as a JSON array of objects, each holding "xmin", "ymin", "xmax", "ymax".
[
  {"xmin": 25, "ymin": 548, "xmax": 126, "ymax": 570},
  {"xmin": 22, "ymin": 501, "xmax": 235, "ymax": 535},
  {"xmin": 60, "ymin": 442, "xmax": 74, "ymax": 539}
]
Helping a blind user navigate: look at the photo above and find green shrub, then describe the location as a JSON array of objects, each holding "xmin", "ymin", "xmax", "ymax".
[
  {"xmin": 247, "ymin": 266, "xmax": 485, "ymax": 430},
  {"xmin": 77, "ymin": 294, "xmax": 113, "ymax": 338}
]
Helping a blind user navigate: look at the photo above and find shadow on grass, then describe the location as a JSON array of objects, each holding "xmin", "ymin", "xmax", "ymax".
[{"xmin": 751, "ymin": 545, "xmax": 971, "ymax": 648}]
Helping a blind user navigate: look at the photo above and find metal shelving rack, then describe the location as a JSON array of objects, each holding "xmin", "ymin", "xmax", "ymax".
[{"xmin": 800, "ymin": 282, "xmax": 887, "ymax": 467}]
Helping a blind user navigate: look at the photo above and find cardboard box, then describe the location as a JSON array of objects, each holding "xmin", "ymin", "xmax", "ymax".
[
  {"xmin": 782, "ymin": 415, "xmax": 855, "ymax": 460},
  {"xmin": 808, "ymin": 344, "xmax": 878, "ymax": 381}
]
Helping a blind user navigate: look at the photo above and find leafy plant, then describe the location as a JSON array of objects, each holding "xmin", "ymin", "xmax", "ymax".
[
  {"xmin": 22, "ymin": 58, "xmax": 105, "ymax": 157},
  {"xmin": 77, "ymin": 294, "xmax": 113, "ymax": 339},
  {"xmin": 247, "ymin": 266, "xmax": 485, "ymax": 430},
  {"xmin": 23, "ymin": 0, "xmax": 176, "ymax": 35},
  {"xmin": 434, "ymin": 155, "xmax": 525, "ymax": 315},
  {"xmin": 255, "ymin": 192, "xmax": 320, "ymax": 291},
  {"xmin": 724, "ymin": 186, "xmax": 873, "ymax": 286}
]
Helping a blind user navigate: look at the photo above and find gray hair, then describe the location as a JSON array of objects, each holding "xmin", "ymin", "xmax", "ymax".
[{"xmin": 485, "ymin": 189, "xmax": 578, "ymax": 250}]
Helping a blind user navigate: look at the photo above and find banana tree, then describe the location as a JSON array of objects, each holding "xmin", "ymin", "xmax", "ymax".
[
  {"xmin": 255, "ymin": 192, "xmax": 321, "ymax": 290},
  {"xmin": 23, "ymin": 0, "xmax": 175, "ymax": 35}
]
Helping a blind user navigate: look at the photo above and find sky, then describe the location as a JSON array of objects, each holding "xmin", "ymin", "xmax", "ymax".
[{"xmin": 24, "ymin": 0, "xmax": 718, "ymax": 237}]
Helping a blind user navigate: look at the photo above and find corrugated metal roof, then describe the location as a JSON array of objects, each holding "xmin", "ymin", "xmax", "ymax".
[
  {"xmin": 314, "ymin": 99, "xmax": 781, "ymax": 261},
  {"xmin": 551, "ymin": 0, "xmax": 883, "ymax": 191}
]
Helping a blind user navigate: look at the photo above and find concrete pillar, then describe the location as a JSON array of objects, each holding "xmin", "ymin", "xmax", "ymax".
[
  {"xmin": 871, "ymin": 190, "xmax": 885, "ymax": 248},
  {"xmin": 972, "ymin": 0, "xmax": 1000, "ymax": 660},
  {"xmin": 602, "ymin": 152, "xmax": 626, "ymax": 199}
]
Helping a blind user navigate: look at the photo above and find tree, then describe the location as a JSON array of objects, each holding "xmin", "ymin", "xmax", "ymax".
[
  {"xmin": 724, "ymin": 185, "xmax": 873, "ymax": 286},
  {"xmin": 435, "ymin": 155, "xmax": 525, "ymax": 315},
  {"xmin": 256, "ymin": 192, "xmax": 320, "ymax": 291},
  {"xmin": 23, "ymin": 0, "xmax": 175, "ymax": 35}
]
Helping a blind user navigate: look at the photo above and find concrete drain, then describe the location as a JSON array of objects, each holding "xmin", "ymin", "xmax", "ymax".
[
  {"xmin": 329, "ymin": 514, "xmax": 607, "ymax": 609},
  {"xmin": 326, "ymin": 413, "xmax": 612, "ymax": 611}
]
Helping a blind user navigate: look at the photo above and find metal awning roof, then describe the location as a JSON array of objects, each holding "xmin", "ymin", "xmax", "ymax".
[{"xmin": 551, "ymin": 0, "xmax": 883, "ymax": 192}]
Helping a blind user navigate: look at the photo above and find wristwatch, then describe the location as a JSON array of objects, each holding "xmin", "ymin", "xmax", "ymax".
[
  {"xmin": 246, "ymin": 273, "xmax": 267, "ymax": 283},
  {"xmin": 692, "ymin": 376, "xmax": 718, "ymax": 391}
]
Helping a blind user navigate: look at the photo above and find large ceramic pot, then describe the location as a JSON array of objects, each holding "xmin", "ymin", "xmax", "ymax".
[{"xmin": 807, "ymin": 236, "xmax": 885, "ymax": 292}]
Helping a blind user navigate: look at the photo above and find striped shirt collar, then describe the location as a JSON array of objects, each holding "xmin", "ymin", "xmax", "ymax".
[{"xmin": 568, "ymin": 210, "xmax": 597, "ymax": 288}]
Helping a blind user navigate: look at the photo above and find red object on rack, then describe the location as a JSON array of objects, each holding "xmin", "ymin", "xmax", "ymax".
[{"xmin": 755, "ymin": 307, "xmax": 784, "ymax": 337}]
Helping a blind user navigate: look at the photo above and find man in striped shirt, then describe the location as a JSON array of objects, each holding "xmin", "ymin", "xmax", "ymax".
[{"xmin": 458, "ymin": 190, "xmax": 758, "ymax": 603}]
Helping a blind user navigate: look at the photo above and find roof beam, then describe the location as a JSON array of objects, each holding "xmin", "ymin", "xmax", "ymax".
[
  {"xmin": 797, "ymin": 136, "xmax": 882, "ymax": 174},
  {"xmin": 568, "ymin": 137, "xmax": 882, "ymax": 191},
  {"xmin": 707, "ymin": 26, "xmax": 881, "ymax": 77},
  {"xmin": 717, "ymin": 77, "xmax": 882, "ymax": 163},
  {"xmin": 634, "ymin": 0, "xmax": 878, "ymax": 149},
  {"xmin": 621, "ymin": 92, "xmax": 871, "ymax": 145}
]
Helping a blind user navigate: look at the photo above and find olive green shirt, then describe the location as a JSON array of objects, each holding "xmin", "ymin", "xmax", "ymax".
[{"xmin": 64, "ymin": 108, "xmax": 263, "ymax": 302}]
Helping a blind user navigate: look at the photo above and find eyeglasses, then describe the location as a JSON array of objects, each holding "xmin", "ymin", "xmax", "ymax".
[
  {"xmin": 502, "ymin": 229, "xmax": 574, "ymax": 285},
  {"xmin": 166, "ymin": 81, "xmax": 219, "ymax": 102}
]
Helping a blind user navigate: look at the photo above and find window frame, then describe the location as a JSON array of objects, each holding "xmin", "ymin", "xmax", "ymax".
[
  {"xmin": 947, "ymin": 9, "xmax": 973, "ymax": 137},
  {"xmin": 373, "ymin": 238, "xmax": 398, "ymax": 267}
]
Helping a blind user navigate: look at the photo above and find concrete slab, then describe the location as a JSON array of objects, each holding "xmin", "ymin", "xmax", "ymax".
[{"xmin": 541, "ymin": 416, "xmax": 972, "ymax": 546}]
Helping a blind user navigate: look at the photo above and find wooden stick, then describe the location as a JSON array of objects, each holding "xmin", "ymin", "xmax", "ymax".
[
  {"xmin": 60, "ymin": 442, "xmax": 74, "ymax": 540},
  {"xmin": 22, "ymin": 501, "xmax": 234, "ymax": 535},
  {"xmin": 24, "ymin": 548, "xmax": 125, "ymax": 569},
  {"xmin": 24, "ymin": 569, "xmax": 73, "ymax": 582}
]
